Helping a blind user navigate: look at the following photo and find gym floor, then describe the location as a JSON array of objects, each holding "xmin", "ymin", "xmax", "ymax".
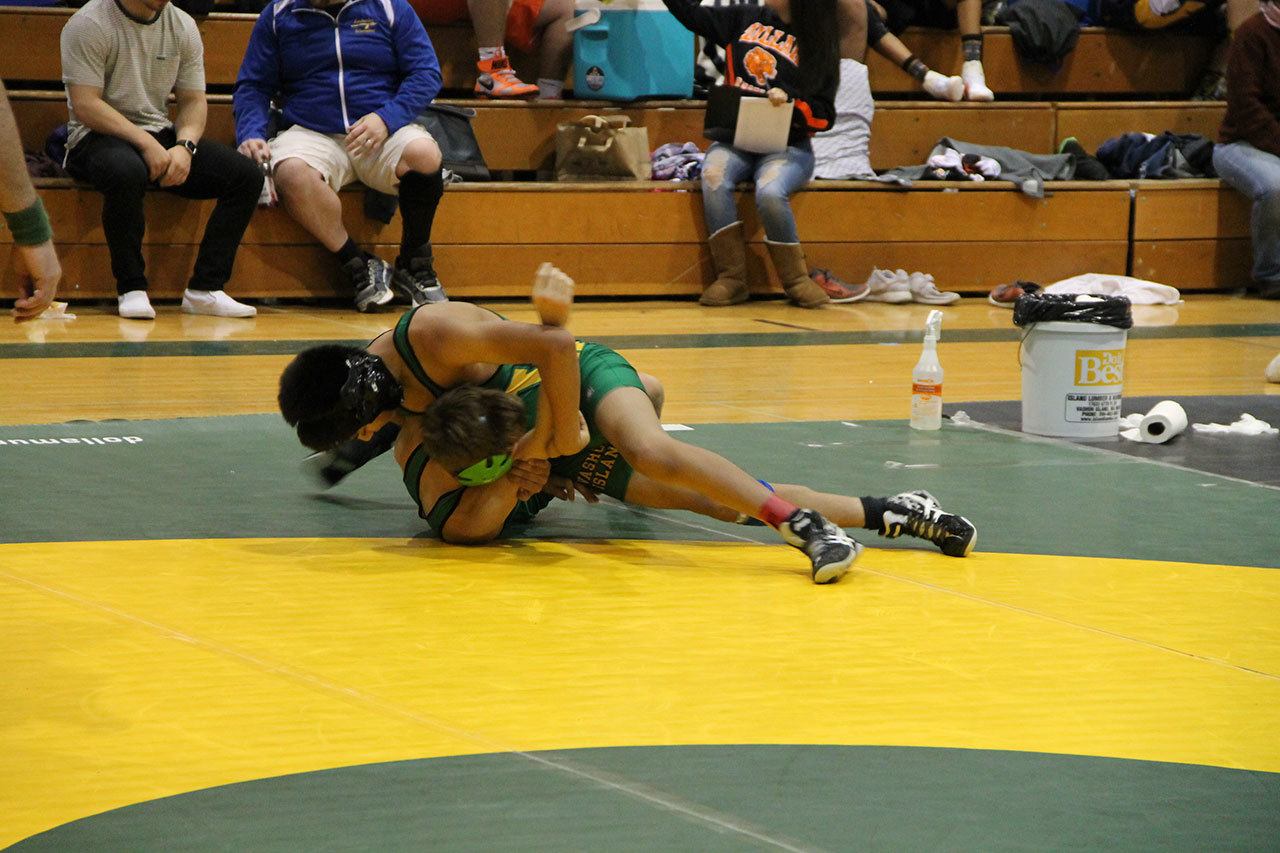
[{"xmin": 1, "ymin": 294, "xmax": 1277, "ymax": 850}]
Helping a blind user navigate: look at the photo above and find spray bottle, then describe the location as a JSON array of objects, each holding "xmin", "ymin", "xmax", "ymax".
[{"xmin": 910, "ymin": 310, "xmax": 944, "ymax": 431}]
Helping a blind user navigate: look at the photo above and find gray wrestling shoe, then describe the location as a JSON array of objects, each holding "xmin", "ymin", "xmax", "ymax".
[{"xmin": 346, "ymin": 255, "xmax": 395, "ymax": 313}]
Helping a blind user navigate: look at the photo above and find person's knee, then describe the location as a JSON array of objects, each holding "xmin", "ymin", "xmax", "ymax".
[
  {"xmin": 398, "ymin": 139, "xmax": 443, "ymax": 176},
  {"xmin": 227, "ymin": 151, "xmax": 266, "ymax": 199},
  {"xmin": 272, "ymin": 157, "xmax": 327, "ymax": 201},
  {"xmin": 755, "ymin": 168, "xmax": 794, "ymax": 220},
  {"xmin": 621, "ymin": 435, "xmax": 684, "ymax": 483},
  {"xmin": 702, "ymin": 150, "xmax": 731, "ymax": 192}
]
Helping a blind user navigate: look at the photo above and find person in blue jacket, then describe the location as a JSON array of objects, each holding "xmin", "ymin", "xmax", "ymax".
[{"xmin": 234, "ymin": 0, "xmax": 448, "ymax": 312}]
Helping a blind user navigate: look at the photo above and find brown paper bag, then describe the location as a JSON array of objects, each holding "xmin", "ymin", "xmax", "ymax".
[{"xmin": 555, "ymin": 115, "xmax": 652, "ymax": 181}]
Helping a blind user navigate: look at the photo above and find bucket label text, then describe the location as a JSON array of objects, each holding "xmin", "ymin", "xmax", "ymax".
[{"xmin": 1074, "ymin": 349, "xmax": 1125, "ymax": 387}]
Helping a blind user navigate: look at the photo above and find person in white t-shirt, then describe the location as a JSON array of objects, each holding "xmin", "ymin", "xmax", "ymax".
[{"xmin": 61, "ymin": 0, "xmax": 263, "ymax": 319}]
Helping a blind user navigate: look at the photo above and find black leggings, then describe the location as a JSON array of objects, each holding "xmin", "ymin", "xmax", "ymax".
[{"xmin": 66, "ymin": 128, "xmax": 263, "ymax": 294}]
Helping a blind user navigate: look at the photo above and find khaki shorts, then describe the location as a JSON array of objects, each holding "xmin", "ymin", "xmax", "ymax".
[{"xmin": 269, "ymin": 123, "xmax": 436, "ymax": 195}]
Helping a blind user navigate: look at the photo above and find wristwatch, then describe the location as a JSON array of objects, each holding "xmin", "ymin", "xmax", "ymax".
[{"xmin": 177, "ymin": 138, "xmax": 198, "ymax": 156}]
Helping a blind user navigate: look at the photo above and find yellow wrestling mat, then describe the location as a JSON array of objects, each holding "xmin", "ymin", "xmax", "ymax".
[{"xmin": 3, "ymin": 538, "xmax": 1278, "ymax": 847}]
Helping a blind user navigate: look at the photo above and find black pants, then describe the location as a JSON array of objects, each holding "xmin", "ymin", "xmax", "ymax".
[{"xmin": 66, "ymin": 128, "xmax": 263, "ymax": 295}]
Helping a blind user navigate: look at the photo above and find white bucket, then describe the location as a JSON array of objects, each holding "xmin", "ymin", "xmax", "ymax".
[{"xmin": 1020, "ymin": 321, "xmax": 1127, "ymax": 439}]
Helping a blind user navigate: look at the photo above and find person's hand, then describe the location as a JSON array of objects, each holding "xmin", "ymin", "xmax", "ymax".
[
  {"xmin": 542, "ymin": 474, "xmax": 600, "ymax": 503},
  {"xmin": 11, "ymin": 240, "xmax": 61, "ymax": 322},
  {"xmin": 767, "ymin": 87, "xmax": 789, "ymax": 107},
  {"xmin": 510, "ymin": 457, "xmax": 550, "ymax": 501},
  {"xmin": 159, "ymin": 145, "xmax": 192, "ymax": 187},
  {"xmin": 532, "ymin": 262, "xmax": 574, "ymax": 328},
  {"xmin": 238, "ymin": 138, "xmax": 271, "ymax": 164},
  {"xmin": 141, "ymin": 138, "xmax": 172, "ymax": 182},
  {"xmin": 345, "ymin": 113, "xmax": 389, "ymax": 156},
  {"xmin": 869, "ymin": 0, "xmax": 887, "ymax": 17}
]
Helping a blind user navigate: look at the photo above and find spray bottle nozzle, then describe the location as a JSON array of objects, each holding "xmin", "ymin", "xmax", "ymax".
[{"xmin": 924, "ymin": 309, "xmax": 944, "ymax": 342}]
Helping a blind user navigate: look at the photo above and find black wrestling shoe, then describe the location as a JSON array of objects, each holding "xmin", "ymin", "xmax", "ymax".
[
  {"xmin": 392, "ymin": 254, "xmax": 448, "ymax": 306},
  {"xmin": 882, "ymin": 490, "xmax": 977, "ymax": 557},
  {"xmin": 301, "ymin": 426, "xmax": 402, "ymax": 490},
  {"xmin": 346, "ymin": 255, "xmax": 395, "ymax": 313},
  {"xmin": 779, "ymin": 508, "xmax": 863, "ymax": 584}
]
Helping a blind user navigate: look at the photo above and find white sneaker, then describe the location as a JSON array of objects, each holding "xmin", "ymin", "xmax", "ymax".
[
  {"xmin": 923, "ymin": 70, "xmax": 965, "ymax": 102},
  {"xmin": 181, "ymin": 289, "xmax": 257, "ymax": 318},
  {"xmin": 1266, "ymin": 353, "xmax": 1280, "ymax": 383},
  {"xmin": 118, "ymin": 289, "xmax": 156, "ymax": 320},
  {"xmin": 908, "ymin": 272, "xmax": 961, "ymax": 305},
  {"xmin": 962, "ymin": 60, "xmax": 995, "ymax": 102},
  {"xmin": 862, "ymin": 268, "xmax": 913, "ymax": 303}
]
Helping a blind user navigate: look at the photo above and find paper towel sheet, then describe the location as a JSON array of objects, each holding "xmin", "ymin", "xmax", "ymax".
[{"xmin": 1191, "ymin": 414, "xmax": 1278, "ymax": 436}]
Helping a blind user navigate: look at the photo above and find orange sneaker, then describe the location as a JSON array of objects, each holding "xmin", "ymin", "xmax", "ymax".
[{"xmin": 475, "ymin": 54, "xmax": 538, "ymax": 99}]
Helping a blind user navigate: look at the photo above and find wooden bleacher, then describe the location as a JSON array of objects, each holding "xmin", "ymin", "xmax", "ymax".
[
  {"xmin": 0, "ymin": 7, "xmax": 1219, "ymax": 96},
  {"xmin": 1, "ymin": 180, "xmax": 1136, "ymax": 300},
  {"xmin": 1, "ymin": 5, "xmax": 1252, "ymax": 299}
]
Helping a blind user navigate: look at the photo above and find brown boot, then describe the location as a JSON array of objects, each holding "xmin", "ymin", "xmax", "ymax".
[
  {"xmin": 702, "ymin": 222, "xmax": 750, "ymax": 306},
  {"xmin": 766, "ymin": 240, "xmax": 829, "ymax": 308}
]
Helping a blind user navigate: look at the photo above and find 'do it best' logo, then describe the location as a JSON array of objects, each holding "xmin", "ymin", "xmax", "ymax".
[{"xmin": 1075, "ymin": 349, "xmax": 1124, "ymax": 386}]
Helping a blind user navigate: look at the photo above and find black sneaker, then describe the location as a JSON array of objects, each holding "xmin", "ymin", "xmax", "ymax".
[
  {"xmin": 779, "ymin": 508, "xmax": 863, "ymax": 584},
  {"xmin": 345, "ymin": 256, "xmax": 394, "ymax": 313},
  {"xmin": 392, "ymin": 255, "xmax": 448, "ymax": 306},
  {"xmin": 882, "ymin": 490, "xmax": 976, "ymax": 557}
]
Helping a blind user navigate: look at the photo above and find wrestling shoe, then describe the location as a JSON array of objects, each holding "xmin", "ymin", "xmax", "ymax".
[
  {"xmin": 881, "ymin": 490, "xmax": 976, "ymax": 557},
  {"xmin": 475, "ymin": 54, "xmax": 538, "ymax": 99},
  {"xmin": 302, "ymin": 448, "xmax": 356, "ymax": 489},
  {"xmin": 346, "ymin": 255, "xmax": 395, "ymax": 313},
  {"xmin": 779, "ymin": 508, "xmax": 863, "ymax": 584},
  {"xmin": 392, "ymin": 254, "xmax": 448, "ymax": 306}
]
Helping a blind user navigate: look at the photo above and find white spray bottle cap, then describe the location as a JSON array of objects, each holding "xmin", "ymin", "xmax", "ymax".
[{"xmin": 924, "ymin": 309, "xmax": 943, "ymax": 342}]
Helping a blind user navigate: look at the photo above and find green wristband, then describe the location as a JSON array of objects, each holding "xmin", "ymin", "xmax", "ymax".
[{"xmin": 2, "ymin": 197, "xmax": 54, "ymax": 246}]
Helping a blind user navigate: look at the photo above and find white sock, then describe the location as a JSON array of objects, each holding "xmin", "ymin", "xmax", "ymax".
[
  {"xmin": 479, "ymin": 46, "xmax": 503, "ymax": 62},
  {"xmin": 537, "ymin": 78, "xmax": 564, "ymax": 99}
]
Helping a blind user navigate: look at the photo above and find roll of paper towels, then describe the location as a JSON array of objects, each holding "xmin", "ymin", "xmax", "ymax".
[{"xmin": 1136, "ymin": 400, "xmax": 1188, "ymax": 444}]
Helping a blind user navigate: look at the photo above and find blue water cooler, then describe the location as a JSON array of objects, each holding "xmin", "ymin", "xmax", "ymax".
[{"xmin": 570, "ymin": 0, "xmax": 695, "ymax": 101}]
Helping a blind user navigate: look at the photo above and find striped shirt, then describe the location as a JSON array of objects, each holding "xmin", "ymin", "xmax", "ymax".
[{"xmin": 61, "ymin": 0, "xmax": 205, "ymax": 150}]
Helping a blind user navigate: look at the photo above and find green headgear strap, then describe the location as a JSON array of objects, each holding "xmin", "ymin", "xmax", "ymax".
[{"xmin": 455, "ymin": 454, "xmax": 514, "ymax": 486}]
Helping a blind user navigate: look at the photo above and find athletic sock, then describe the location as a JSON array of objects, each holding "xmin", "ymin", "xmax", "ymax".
[
  {"xmin": 860, "ymin": 496, "xmax": 888, "ymax": 532},
  {"xmin": 336, "ymin": 237, "xmax": 363, "ymax": 266},
  {"xmin": 537, "ymin": 78, "xmax": 564, "ymax": 99},
  {"xmin": 397, "ymin": 170, "xmax": 444, "ymax": 259},
  {"xmin": 962, "ymin": 34, "xmax": 984, "ymax": 63},
  {"xmin": 901, "ymin": 55, "xmax": 929, "ymax": 82},
  {"xmin": 479, "ymin": 46, "xmax": 503, "ymax": 62},
  {"xmin": 758, "ymin": 494, "xmax": 801, "ymax": 528}
]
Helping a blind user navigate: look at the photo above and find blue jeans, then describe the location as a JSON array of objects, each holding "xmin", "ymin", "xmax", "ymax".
[
  {"xmin": 1212, "ymin": 140, "xmax": 1280, "ymax": 286},
  {"xmin": 701, "ymin": 141, "xmax": 815, "ymax": 244}
]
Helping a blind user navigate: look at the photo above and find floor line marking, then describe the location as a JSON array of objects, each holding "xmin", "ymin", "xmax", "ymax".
[
  {"xmin": 956, "ymin": 419, "xmax": 1280, "ymax": 493},
  {"xmin": 0, "ymin": 568, "xmax": 820, "ymax": 853}
]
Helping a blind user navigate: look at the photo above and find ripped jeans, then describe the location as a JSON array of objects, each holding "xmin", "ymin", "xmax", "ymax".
[{"xmin": 701, "ymin": 141, "xmax": 815, "ymax": 244}]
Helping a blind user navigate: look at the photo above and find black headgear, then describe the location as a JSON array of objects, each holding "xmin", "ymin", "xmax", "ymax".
[{"xmin": 337, "ymin": 353, "xmax": 404, "ymax": 424}]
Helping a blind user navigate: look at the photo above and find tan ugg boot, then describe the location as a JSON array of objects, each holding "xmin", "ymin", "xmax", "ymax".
[
  {"xmin": 702, "ymin": 222, "xmax": 750, "ymax": 306},
  {"xmin": 766, "ymin": 240, "xmax": 829, "ymax": 308}
]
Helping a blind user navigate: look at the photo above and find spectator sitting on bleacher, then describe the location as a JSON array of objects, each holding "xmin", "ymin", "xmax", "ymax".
[
  {"xmin": 873, "ymin": 0, "xmax": 994, "ymax": 100},
  {"xmin": 61, "ymin": 0, "xmax": 262, "ymax": 320},
  {"xmin": 235, "ymin": 0, "xmax": 448, "ymax": 312},
  {"xmin": 663, "ymin": 0, "xmax": 839, "ymax": 308},
  {"xmin": 1211, "ymin": 0, "xmax": 1280, "ymax": 299},
  {"xmin": 408, "ymin": 0, "xmax": 574, "ymax": 99}
]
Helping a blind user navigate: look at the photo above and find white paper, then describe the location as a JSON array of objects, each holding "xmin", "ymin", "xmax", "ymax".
[
  {"xmin": 734, "ymin": 97, "xmax": 794, "ymax": 155},
  {"xmin": 1119, "ymin": 400, "xmax": 1188, "ymax": 443}
]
